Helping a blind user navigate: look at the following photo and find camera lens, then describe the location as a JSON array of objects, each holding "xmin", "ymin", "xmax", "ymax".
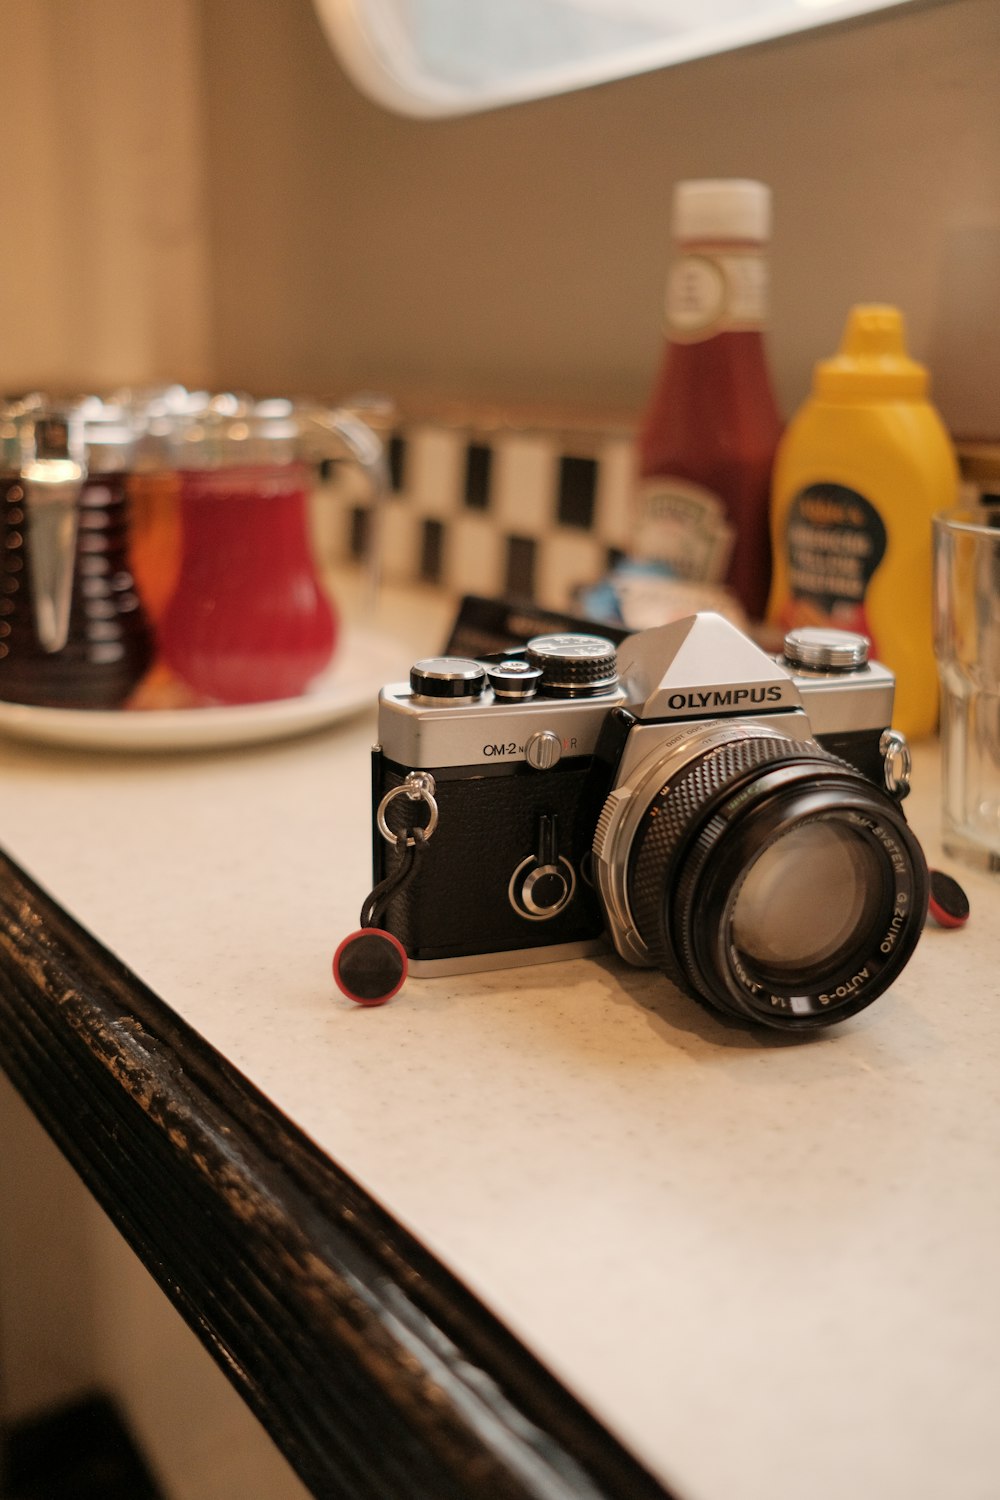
[
  {"xmin": 730, "ymin": 822, "xmax": 883, "ymax": 976},
  {"xmin": 608, "ymin": 732, "xmax": 928, "ymax": 1029}
]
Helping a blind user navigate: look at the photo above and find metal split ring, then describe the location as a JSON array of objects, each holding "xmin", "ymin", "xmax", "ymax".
[
  {"xmin": 376, "ymin": 772, "xmax": 439, "ymax": 847},
  {"xmin": 880, "ymin": 729, "xmax": 912, "ymax": 800}
]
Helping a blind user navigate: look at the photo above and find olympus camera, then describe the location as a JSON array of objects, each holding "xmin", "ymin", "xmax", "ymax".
[{"xmin": 371, "ymin": 614, "xmax": 928, "ymax": 1030}]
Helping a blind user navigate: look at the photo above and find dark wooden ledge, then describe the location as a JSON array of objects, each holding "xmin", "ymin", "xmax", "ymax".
[{"xmin": 0, "ymin": 849, "xmax": 676, "ymax": 1500}]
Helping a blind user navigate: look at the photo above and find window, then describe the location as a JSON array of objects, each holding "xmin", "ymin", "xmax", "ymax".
[{"xmin": 313, "ymin": 0, "xmax": 918, "ymax": 117}]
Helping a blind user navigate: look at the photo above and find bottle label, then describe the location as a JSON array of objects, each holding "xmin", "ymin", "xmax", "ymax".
[
  {"xmin": 633, "ymin": 477, "xmax": 735, "ymax": 584},
  {"xmin": 778, "ymin": 482, "xmax": 887, "ymax": 648},
  {"xmin": 666, "ymin": 250, "xmax": 767, "ymax": 342}
]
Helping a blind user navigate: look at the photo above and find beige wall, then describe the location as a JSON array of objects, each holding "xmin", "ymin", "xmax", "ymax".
[
  {"xmin": 0, "ymin": 0, "xmax": 213, "ymax": 394},
  {"xmin": 200, "ymin": 0, "xmax": 1000, "ymax": 438},
  {"xmin": 4, "ymin": 0, "xmax": 997, "ymax": 433}
]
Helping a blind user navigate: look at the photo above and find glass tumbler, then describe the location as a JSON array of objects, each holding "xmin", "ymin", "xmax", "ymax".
[{"xmin": 933, "ymin": 504, "xmax": 1000, "ymax": 871}]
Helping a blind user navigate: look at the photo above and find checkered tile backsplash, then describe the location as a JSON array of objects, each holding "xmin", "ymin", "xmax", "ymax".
[{"xmin": 314, "ymin": 420, "xmax": 638, "ymax": 611}]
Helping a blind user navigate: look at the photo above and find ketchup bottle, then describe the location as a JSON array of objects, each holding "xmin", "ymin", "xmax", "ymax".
[{"xmin": 635, "ymin": 179, "xmax": 783, "ymax": 621}]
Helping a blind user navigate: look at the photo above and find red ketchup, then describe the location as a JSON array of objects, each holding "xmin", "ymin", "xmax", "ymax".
[{"xmin": 635, "ymin": 179, "xmax": 783, "ymax": 622}]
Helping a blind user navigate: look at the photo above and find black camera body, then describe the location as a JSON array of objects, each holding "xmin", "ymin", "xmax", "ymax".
[{"xmin": 372, "ymin": 614, "xmax": 927, "ymax": 1029}]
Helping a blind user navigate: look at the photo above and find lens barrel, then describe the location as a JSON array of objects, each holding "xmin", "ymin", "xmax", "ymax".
[{"xmin": 622, "ymin": 736, "xmax": 928, "ymax": 1029}]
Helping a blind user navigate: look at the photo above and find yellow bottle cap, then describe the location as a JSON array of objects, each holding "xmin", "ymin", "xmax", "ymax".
[{"xmin": 813, "ymin": 305, "xmax": 929, "ymax": 400}]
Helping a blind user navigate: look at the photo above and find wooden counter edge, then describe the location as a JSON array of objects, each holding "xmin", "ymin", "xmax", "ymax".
[{"xmin": 0, "ymin": 848, "xmax": 676, "ymax": 1500}]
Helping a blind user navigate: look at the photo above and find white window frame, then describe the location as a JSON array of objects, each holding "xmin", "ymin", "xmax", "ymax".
[{"xmin": 312, "ymin": 0, "xmax": 919, "ymax": 118}]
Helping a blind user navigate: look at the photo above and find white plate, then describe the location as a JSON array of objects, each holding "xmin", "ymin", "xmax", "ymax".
[{"xmin": 0, "ymin": 626, "xmax": 404, "ymax": 752}]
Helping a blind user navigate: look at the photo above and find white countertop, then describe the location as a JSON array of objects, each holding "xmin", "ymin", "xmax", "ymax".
[{"xmin": 1, "ymin": 577, "xmax": 998, "ymax": 1500}]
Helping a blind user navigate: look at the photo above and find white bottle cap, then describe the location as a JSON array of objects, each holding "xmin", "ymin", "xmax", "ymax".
[{"xmin": 672, "ymin": 180, "xmax": 771, "ymax": 243}]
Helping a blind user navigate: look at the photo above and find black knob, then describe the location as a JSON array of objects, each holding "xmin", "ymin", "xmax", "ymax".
[
  {"xmin": 524, "ymin": 633, "xmax": 618, "ymax": 698},
  {"xmin": 521, "ymin": 865, "xmax": 570, "ymax": 915},
  {"xmin": 410, "ymin": 656, "xmax": 485, "ymax": 701},
  {"xmin": 486, "ymin": 659, "xmax": 543, "ymax": 701},
  {"xmin": 508, "ymin": 812, "xmax": 576, "ymax": 921}
]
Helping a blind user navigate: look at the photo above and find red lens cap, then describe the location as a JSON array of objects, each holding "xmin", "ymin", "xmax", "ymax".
[
  {"xmin": 928, "ymin": 869, "xmax": 970, "ymax": 929},
  {"xmin": 333, "ymin": 929, "xmax": 408, "ymax": 1005}
]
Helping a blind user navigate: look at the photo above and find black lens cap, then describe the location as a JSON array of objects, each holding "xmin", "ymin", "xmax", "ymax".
[
  {"xmin": 333, "ymin": 929, "xmax": 408, "ymax": 1005},
  {"xmin": 928, "ymin": 869, "xmax": 970, "ymax": 929}
]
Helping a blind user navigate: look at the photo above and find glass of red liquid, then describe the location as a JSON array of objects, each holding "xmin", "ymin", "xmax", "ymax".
[{"xmin": 155, "ymin": 399, "xmax": 384, "ymax": 706}]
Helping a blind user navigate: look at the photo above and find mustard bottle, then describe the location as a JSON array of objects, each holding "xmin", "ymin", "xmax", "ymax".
[{"xmin": 768, "ymin": 305, "xmax": 958, "ymax": 739}]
